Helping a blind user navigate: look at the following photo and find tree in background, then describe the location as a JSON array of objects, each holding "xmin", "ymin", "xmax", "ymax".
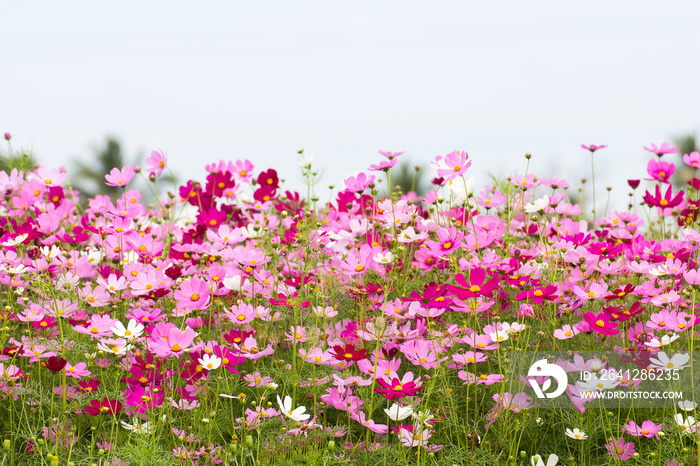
[
  {"xmin": 389, "ymin": 160, "xmax": 426, "ymax": 197},
  {"xmin": 72, "ymin": 137, "xmax": 137, "ymax": 203}
]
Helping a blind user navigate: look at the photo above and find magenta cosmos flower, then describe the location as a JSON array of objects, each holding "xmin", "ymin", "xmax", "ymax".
[
  {"xmin": 642, "ymin": 184, "xmax": 684, "ymax": 209},
  {"xmin": 581, "ymin": 144, "xmax": 607, "ymax": 153},
  {"xmin": 105, "ymin": 166, "xmax": 136, "ymax": 187},
  {"xmin": 583, "ymin": 312, "xmax": 619, "ymax": 335},
  {"xmin": 375, "ymin": 372, "xmax": 422, "ymax": 400}
]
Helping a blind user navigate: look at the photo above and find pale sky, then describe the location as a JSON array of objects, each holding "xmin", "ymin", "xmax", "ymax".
[{"xmin": 3, "ymin": 1, "xmax": 700, "ymax": 211}]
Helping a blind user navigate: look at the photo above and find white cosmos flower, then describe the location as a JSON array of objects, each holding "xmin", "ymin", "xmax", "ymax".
[
  {"xmin": 649, "ymin": 352, "xmax": 691, "ymax": 371},
  {"xmin": 578, "ymin": 376, "xmax": 620, "ymax": 392},
  {"xmin": 646, "ymin": 334, "xmax": 680, "ymax": 348},
  {"xmin": 198, "ymin": 354, "xmax": 222, "ymax": 371},
  {"xmin": 2, "ymin": 233, "xmax": 28, "ymax": 246},
  {"xmin": 488, "ymin": 330, "xmax": 509, "ymax": 343},
  {"xmin": 446, "ymin": 175, "xmax": 475, "ymax": 203},
  {"xmin": 674, "ymin": 413, "xmax": 697, "ymax": 434},
  {"xmin": 373, "ymin": 252, "xmax": 393, "ymax": 264},
  {"xmin": 525, "ymin": 196, "xmax": 549, "ymax": 214},
  {"xmin": 277, "ymin": 395, "xmax": 310, "ymax": 422},
  {"xmin": 679, "ymin": 400, "xmax": 698, "ymax": 411},
  {"xmin": 298, "ymin": 155, "xmax": 314, "ymax": 168},
  {"xmin": 110, "ymin": 319, "xmax": 144, "ymax": 341},
  {"xmin": 531, "ymin": 453, "xmax": 559, "ymax": 466},
  {"xmin": 565, "ymin": 428, "xmax": 587, "ymax": 440},
  {"xmin": 384, "ymin": 403, "xmax": 413, "ymax": 421},
  {"xmin": 121, "ymin": 418, "xmax": 153, "ymax": 434}
]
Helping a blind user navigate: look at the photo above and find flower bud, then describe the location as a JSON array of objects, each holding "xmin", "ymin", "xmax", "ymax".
[
  {"xmin": 245, "ymin": 435, "xmax": 253, "ymax": 448},
  {"xmin": 3, "ymin": 440, "xmax": 9, "ymax": 451},
  {"xmin": 328, "ymin": 440, "xmax": 335, "ymax": 451}
]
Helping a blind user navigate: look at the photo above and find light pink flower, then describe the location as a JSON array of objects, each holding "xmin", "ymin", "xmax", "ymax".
[{"xmin": 104, "ymin": 166, "xmax": 136, "ymax": 187}]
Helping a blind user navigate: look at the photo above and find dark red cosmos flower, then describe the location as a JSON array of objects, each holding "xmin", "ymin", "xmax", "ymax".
[
  {"xmin": 84, "ymin": 398, "xmax": 122, "ymax": 416},
  {"xmin": 257, "ymin": 169, "xmax": 279, "ymax": 189},
  {"xmin": 604, "ymin": 284, "xmax": 636, "ymax": 302},
  {"xmin": 678, "ymin": 198, "xmax": 700, "ymax": 226},
  {"xmin": 1, "ymin": 346, "xmax": 23, "ymax": 357},
  {"xmin": 515, "ymin": 285, "xmax": 557, "ymax": 304},
  {"xmin": 583, "ymin": 312, "xmax": 619, "ymax": 335},
  {"xmin": 164, "ymin": 265, "xmax": 182, "ymax": 280},
  {"xmin": 643, "ymin": 185, "xmax": 684, "ymax": 209},
  {"xmin": 77, "ymin": 379, "xmax": 101, "ymax": 393},
  {"xmin": 331, "ymin": 344, "xmax": 370, "ymax": 362},
  {"xmin": 602, "ymin": 302, "xmax": 644, "ymax": 322},
  {"xmin": 375, "ymin": 377, "xmax": 422, "ymax": 400},
  {"xmin": 43, "ymin": 356, "xmax": 67, "ymax": 373},
  {"xmin": 688, "ymin": 178, "xmax": 700, "ymax": 190},
  {"xmin": 450, "ymin": 268, "xmax": 499, "ymax": 299},
  {"xmin": 627, "ymin": 179, "xmax": 640, "ymax": 189},
  {"xmin": 205, "ymin": 171, "xmax": 235, "ymax": 197}
]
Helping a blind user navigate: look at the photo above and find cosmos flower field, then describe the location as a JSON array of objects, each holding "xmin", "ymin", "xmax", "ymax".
[{"xmin": 1, "ymin": 139, "xmax": 700, "ymax": 465}]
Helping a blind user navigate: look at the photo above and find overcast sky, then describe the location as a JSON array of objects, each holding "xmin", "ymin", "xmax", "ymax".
[{"xmin": 3, "ymin": 1, "xmax": 700, "ymax": 210}]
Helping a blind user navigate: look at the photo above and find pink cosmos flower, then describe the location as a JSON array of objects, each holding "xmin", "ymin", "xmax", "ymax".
[
  {"xmin": 173, "ymin": 277, "xmax": 211, "ymax": 313},
  {"xmin": 622, "ymin": 420, "xmax": 663, "ymax": 439},
  {"xmin": 606, "ymin": 437, "xmax": 636, "ymax": 461},
  {"xmin": 452, "ymin": 351, "xmax": 488, "ymax": 365},
  {"xmin": 433, "ymin": 150, "xmax": 471, "ymax": 180},
  {"xmin": 683, "ymin": 151, "xmax": 700, "ymax": 168},
  {"xmin": 31, "ymin": 167, "xmax": 66, "ymax": 187},
  {"xmin": 65, "ymin": 362, "xmax": 91, "ymax": 378},
  {"xmin": 104, "ymin": 166, "xmax": 136, "ymax": 187},
  {"xmin": 368, "ymin": 158, "xmax": 399, "ymax": 172},
  {"xmin": 233, "ymin": 160, "xmax": 254, "ymax": 181},
  {"xmin": 350, "ymin": 410, "xmax": 388, "ymax": 434},
  {"xmin": 145, "ymin": 150, "xmax": 168, "ymax": 177},
  {"xmin": 644, "ymin": 142, "xmax": 677, "ymax": 157},
  {"xmin": 572, "ymin": 282, "xmax": 608, "ymax": 301},
  {"xmin": 645, "ymin": 159, "xmax": 675, "ymax": 184},
  {"xmin": 511, "ymin": 174, "xmax": 540, "ymax": 189},
  {"xmin": 458, "ymin": 371, "xmax": 503, "ymax": 385},
  {"xmin": 344, "ymin": 172, "xmax": 375, "ymax": 193},
  {"xmin": 553, "ymin": 324, "xmax": 579, "ymax": 340},
  {"xmin": 379, "ymin": 150, "xmax": 404, "ymax": 159},
  {"xmin": 148, "ymin": 323, "xmax": 198, "ymax": 358}
]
